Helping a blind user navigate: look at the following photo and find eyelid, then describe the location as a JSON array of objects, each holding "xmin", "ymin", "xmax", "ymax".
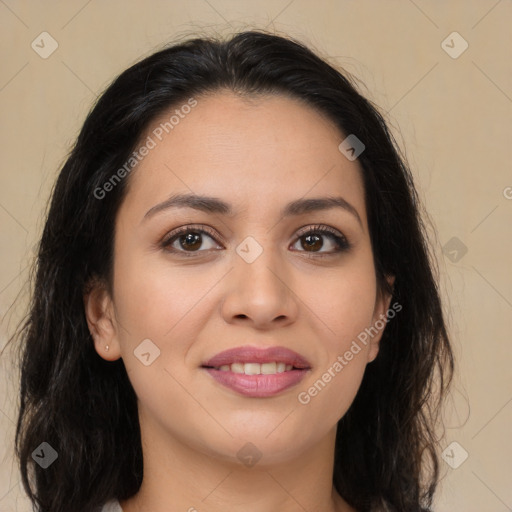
[
  {"xmin": 291, "ymin": 224, "xmax": 350, "ymax": 254},
  {"xmin": 294, "ymin": 224, "xmax": 346, "ymax": 239},
  {"xmin": 161, "ymin": 224, "xmax": 224, "ymax": 246}
]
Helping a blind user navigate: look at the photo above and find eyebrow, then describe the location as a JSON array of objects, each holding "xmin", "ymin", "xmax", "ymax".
[{"xmin": 143, "ymin": 193, "xmax": 362, "ymax": 227}]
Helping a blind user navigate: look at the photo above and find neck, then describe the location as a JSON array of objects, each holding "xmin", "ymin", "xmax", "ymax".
[{"xmin": 120, "ymin": 411, "xmax": 355, "ymax": 512}]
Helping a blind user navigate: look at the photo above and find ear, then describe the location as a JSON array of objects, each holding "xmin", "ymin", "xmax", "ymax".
[
  {"xmin": 83, "ymin": 279, "xmax": 121, "ymax": 361},
  {"xmin": 367, "ymin": 274, "xmax": 396, "ymax": 363}
]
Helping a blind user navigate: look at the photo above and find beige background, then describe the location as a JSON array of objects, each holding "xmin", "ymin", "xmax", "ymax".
[{"xmin": 1, "ymin": 1, "xmax": 511, "ymax": 511}]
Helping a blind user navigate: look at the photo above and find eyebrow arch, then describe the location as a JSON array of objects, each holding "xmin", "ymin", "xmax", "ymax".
[{"xmin": 143, "ymin": 193, "xmax": 362, "ymax": 227}]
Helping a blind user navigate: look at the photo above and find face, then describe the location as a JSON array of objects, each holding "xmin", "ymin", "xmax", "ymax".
[{"xmin": 86, "ymin": 91, "xmax": 393, "ymax": 467}]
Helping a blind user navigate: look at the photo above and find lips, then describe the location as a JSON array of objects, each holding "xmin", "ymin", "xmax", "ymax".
[
  {"xmin": 201, "ymin": 345, "xmax": 311, "ymax": 398},
  {"xmin": 202, "ymin": 345, "xmax": 311, "ymax": 369}
]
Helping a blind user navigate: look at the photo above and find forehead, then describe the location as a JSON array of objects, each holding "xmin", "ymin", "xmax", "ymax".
[{"xmin": 121, "ymin": 91, "xmax": 367, "ymax": 225}]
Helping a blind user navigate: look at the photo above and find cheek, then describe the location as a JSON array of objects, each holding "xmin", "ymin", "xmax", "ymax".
[
  {"xmin": 293, "ymin": 254, "xmax": 377, "ymax": 419},
  {"xmin": 113, "ymin": 246, "xmax": 213, "ymax": 340},
  {"xmin": 300, "ymin": 254, "xmax": 378, "ymax": 350},
  {"xmin": 111, "ymin": 257, "xmax": 209, "ymax": 420},
  {"xmin": 111, "ymin": 249, "xmax": 208, "ymax": 391},
  {"xmin": 296, "ymin": 357, "xmax": 367, "ymax": 431}
]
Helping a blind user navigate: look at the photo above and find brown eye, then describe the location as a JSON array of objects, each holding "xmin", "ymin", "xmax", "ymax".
[
  {"xmin": 161, "ymin": 226, "xmax": 222, "ymax": 255},
  {"xmin": 291, "ymin": 226, "xmax": 350, "ymax": 256},
  {"xmin": 301, "ymin": 233, "xmax": 324, "ymax": 251},
  {"xmin": 179, "ymin": 232, "xmax": 202, "ymax": 251}
]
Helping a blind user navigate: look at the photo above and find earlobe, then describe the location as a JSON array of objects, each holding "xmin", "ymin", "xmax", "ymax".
[
  {"xmin": 367, "ymin": 274, "xmax": 396, "ymax": 363},
  {"xmin": 83, "ymin": 281, "xmax": 121, "ymax": 361}
]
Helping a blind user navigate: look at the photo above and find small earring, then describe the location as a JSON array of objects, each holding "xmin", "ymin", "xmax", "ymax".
[{"xmin": 105, "ymin": 345, "xmax": 110, "ymax": 352}]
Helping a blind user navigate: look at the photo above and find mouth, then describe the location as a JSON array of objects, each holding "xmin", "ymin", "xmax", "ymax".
[
  {"xmin": 205, "ymin": 361, "xmax": 303, "ymax": 374},
  {"xmin": 201, "ymin": 345, "xmax": 311, "ymax": 398}
]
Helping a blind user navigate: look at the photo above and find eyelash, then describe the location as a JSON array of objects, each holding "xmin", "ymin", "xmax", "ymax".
[{"xmin": 160, "ymin": 224, "xmax": 351, "ymax": 258}]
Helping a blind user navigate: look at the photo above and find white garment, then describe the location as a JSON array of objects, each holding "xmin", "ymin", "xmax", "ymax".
[{"xmin": 101, "ymin": 499, "xmax": 122, "ymax": 512}]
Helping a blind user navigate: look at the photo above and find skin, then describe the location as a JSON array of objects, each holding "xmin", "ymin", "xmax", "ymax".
[{"xmin": 85, "ymin": 91, "xmax": 394, "ymax": 512}]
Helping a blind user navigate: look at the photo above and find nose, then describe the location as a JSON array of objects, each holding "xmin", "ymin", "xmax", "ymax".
[{"xmin": 220, "ymin": 247, "xmax": 299, "ymax": 330}]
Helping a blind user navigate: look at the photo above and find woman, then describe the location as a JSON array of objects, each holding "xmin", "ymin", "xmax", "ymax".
[{"xmin": 13, "ymin": 31, "xmax": 453, "ymax": 512}]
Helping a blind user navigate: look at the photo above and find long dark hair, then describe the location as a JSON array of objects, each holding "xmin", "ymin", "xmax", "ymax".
[{"xmin": 11, "ymin": 30, "xmax": 453, "ymax": 512}]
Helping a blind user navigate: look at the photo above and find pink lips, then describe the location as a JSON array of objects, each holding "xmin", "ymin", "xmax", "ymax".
[
  {"xmin": 201, "ymin": 346, "xmax": 311, "ymax": 398},
  {"xmin": 203, "ymin": 346, "xmax": 311, "ymax": 368}
]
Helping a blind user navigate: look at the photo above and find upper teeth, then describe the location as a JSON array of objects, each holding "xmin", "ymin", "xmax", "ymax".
[{"xmin": 217, "ymin": 362, "xmax": 293, "ymax": 374}]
